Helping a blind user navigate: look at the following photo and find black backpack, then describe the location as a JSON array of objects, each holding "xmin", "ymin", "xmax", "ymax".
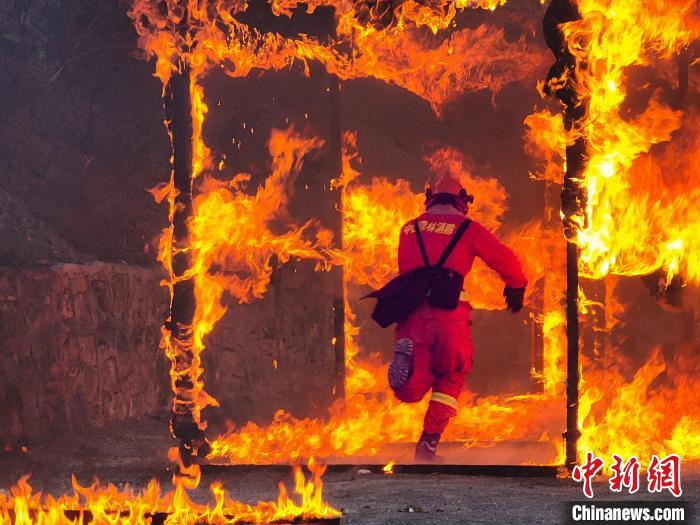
[{"xmin": 365, "ymin": 219, "xmax": 471, "ymax": 328}]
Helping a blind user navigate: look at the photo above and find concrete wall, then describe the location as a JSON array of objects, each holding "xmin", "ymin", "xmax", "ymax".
[
  {"xmin": 0, "ymin": 263, "xmax": 168, "ymax": 440},
  {"xmin": 0, "ymin": 260, "xmax": 340, "ymax": 442}
]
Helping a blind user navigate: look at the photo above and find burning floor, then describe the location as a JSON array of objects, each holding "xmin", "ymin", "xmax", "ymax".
[
  {"xmin": 0, "ymin": 419, "xmax": 340, "ymax": 524},
  {"xmin": 1, "ymin": 419, "xmax": 699, "ymax": 524}
]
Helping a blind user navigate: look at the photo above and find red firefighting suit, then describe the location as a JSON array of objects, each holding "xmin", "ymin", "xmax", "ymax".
[{"xmin": 392, "ymin": 204, "xmax": 527, "ymax": 434}]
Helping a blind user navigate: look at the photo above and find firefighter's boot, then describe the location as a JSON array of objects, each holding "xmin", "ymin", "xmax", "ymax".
[
  {"xmin": 388, "ymin": 338, "xmax": 413, "ymax": 390},
  {"xmin": 415, "ymin": 431, "xmax": 441, "ymax": 463}
]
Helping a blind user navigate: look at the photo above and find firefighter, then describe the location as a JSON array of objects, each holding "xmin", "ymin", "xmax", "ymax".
[{"xmin": 388, "ymin": 175, "xmax": 527, "ymax": 461}]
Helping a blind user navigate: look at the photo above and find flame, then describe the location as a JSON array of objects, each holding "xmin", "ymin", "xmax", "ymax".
[
  {"xmin": 526, "ymin": 0, "xmax": 700, "ymax": 467},
  {"xmin": 524, "ymin": 109, "xmax": 567, "ymax": 184},
  {"xmin": 125, "ymin": 0, "xmax": 571, "ymax": 464},
  {"xmin": 128, "ymin": 0, "xmax": 549, "ymax": 438},
  {"xmin": 100, "ymin": 0, "xmax": 700, "ymax": 478},
  {"xmin": 189, "ymin": 126, "xmax": 332, "ymax": 306},
  {"xmin": 210, "ymin": 113, "xmax": 700, "ymax": 468},
  {"xmin": 208, "ymin": 135, "xmax": 568, "ymax": 464},
  {"xmin": 129, "ymin": 0, "xmax": 543, "ymax": 115},
  {"xmin": 340, "ymin": 140, "xmax": 525, "ymax": 303},
  {"xmin": 578, "ymin": 343, "xmax": 700, "ymax": 464},
  {"xmin": 0, "ymin": 459, "xmax": 340, "ymax": 524},
  {"xmin": 322, "ymin": 17, "xmax": 547, "ymax": 115},
  {"xmin": 556, "ymin": 0, "xmax": 700, "ymax": 283},
  {"xmin": 157, "ymin": 124, "xmax": 340, "ymax": 436}
]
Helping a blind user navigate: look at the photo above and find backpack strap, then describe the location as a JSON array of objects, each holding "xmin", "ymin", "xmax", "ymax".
[
  {"xmin": 435, "ymin": 220, "xmax": 471, "ymax": 268},
  {"xmin": 414, "ymin": 219, "xmax": 471, "ymax": 269},
  {"xmin": 414, "ymin": 219, "xmax": 430, "ymax": 266}
]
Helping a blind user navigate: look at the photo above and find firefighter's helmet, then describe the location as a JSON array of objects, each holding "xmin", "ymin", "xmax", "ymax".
[{"xmin": 425, "ymin": 176, "xmax": 474, "ymax": 213}]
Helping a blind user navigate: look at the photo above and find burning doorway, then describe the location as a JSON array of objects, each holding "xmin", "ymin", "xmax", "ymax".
[{"xmin": 128, "ymin": 0, "xmax": 699, "ymax": 470}]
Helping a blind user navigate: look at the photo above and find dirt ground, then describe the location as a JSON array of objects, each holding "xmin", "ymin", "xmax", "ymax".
[{"xmin": 1, "ymin": 418, "xmax": 698, "ymax": 524}]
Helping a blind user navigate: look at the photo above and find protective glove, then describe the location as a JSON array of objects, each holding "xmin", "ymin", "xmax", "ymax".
[{"xmin": 503, "ymin": 286, "xmax": 525, "ymax": 313}]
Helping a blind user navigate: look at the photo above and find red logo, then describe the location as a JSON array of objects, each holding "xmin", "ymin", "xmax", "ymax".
[
  {"xmin": 609, "ymin": 454, "xmax": 640, "ymax": 494},
  {"xmin": 572, "ymin": 452, "xmax": 605, "ymax": 498},
  {"xmin": 647, "ymin": 454, "xmax": 682, "ymax": 497},
  {"xmin": 572, "ymin": 453, "xmax": 683, "ymax": 498}
]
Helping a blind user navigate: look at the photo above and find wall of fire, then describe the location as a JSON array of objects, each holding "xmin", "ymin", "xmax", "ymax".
[{"xmin": 0, "ymin": 0, "xmax": 697, "ymax": 445}]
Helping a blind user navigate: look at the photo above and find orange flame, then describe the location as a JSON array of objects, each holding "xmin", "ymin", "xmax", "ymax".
[
  {"xmin": 129, "ymin": 0, "xmax": 543, "ymax": 114},
  {"xmin": 126, "ymin": 0, "xmax": 555, "ymax": 455},
  {"xmin": 208, "ymin": 133, "xmax": 568, "ymax": 464},
  {"xmin": 579, "ymin": 342, "xmax": 700, "ymax": 465},
  {"xmin": 127, "ymin": 0, "xmax": 700, "ymax": 475},
  {"xmin": 528, "ymin": 0, "xmax": 700, "ymax": 466},
  {"xmin": 557, "ymin": 0, "xmax": 700, "ymax": 283},
  {"xmin": 0, "ymin": 459, "xmax": 340, "ymax": 524}
]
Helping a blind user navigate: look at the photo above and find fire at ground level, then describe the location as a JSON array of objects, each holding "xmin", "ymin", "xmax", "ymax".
[{"xmin": 1, "ymin": 418, "xmax": 699, "ymax": 524}]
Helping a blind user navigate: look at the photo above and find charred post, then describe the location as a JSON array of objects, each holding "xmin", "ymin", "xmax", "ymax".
[
  {"xmin": 329, "ymin": 79, "xmax": 346, "ymax": 400},
  {"xmin": 162, "ymin": 7, "xmax": 209, "ymax": 462},
  {"xmin": 543, "ymin": 0, "xmax": 587, "ymax": 471},
  {"xmin": 326, "ymin": 8, "xmax": 346, "ymax": 400}
]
